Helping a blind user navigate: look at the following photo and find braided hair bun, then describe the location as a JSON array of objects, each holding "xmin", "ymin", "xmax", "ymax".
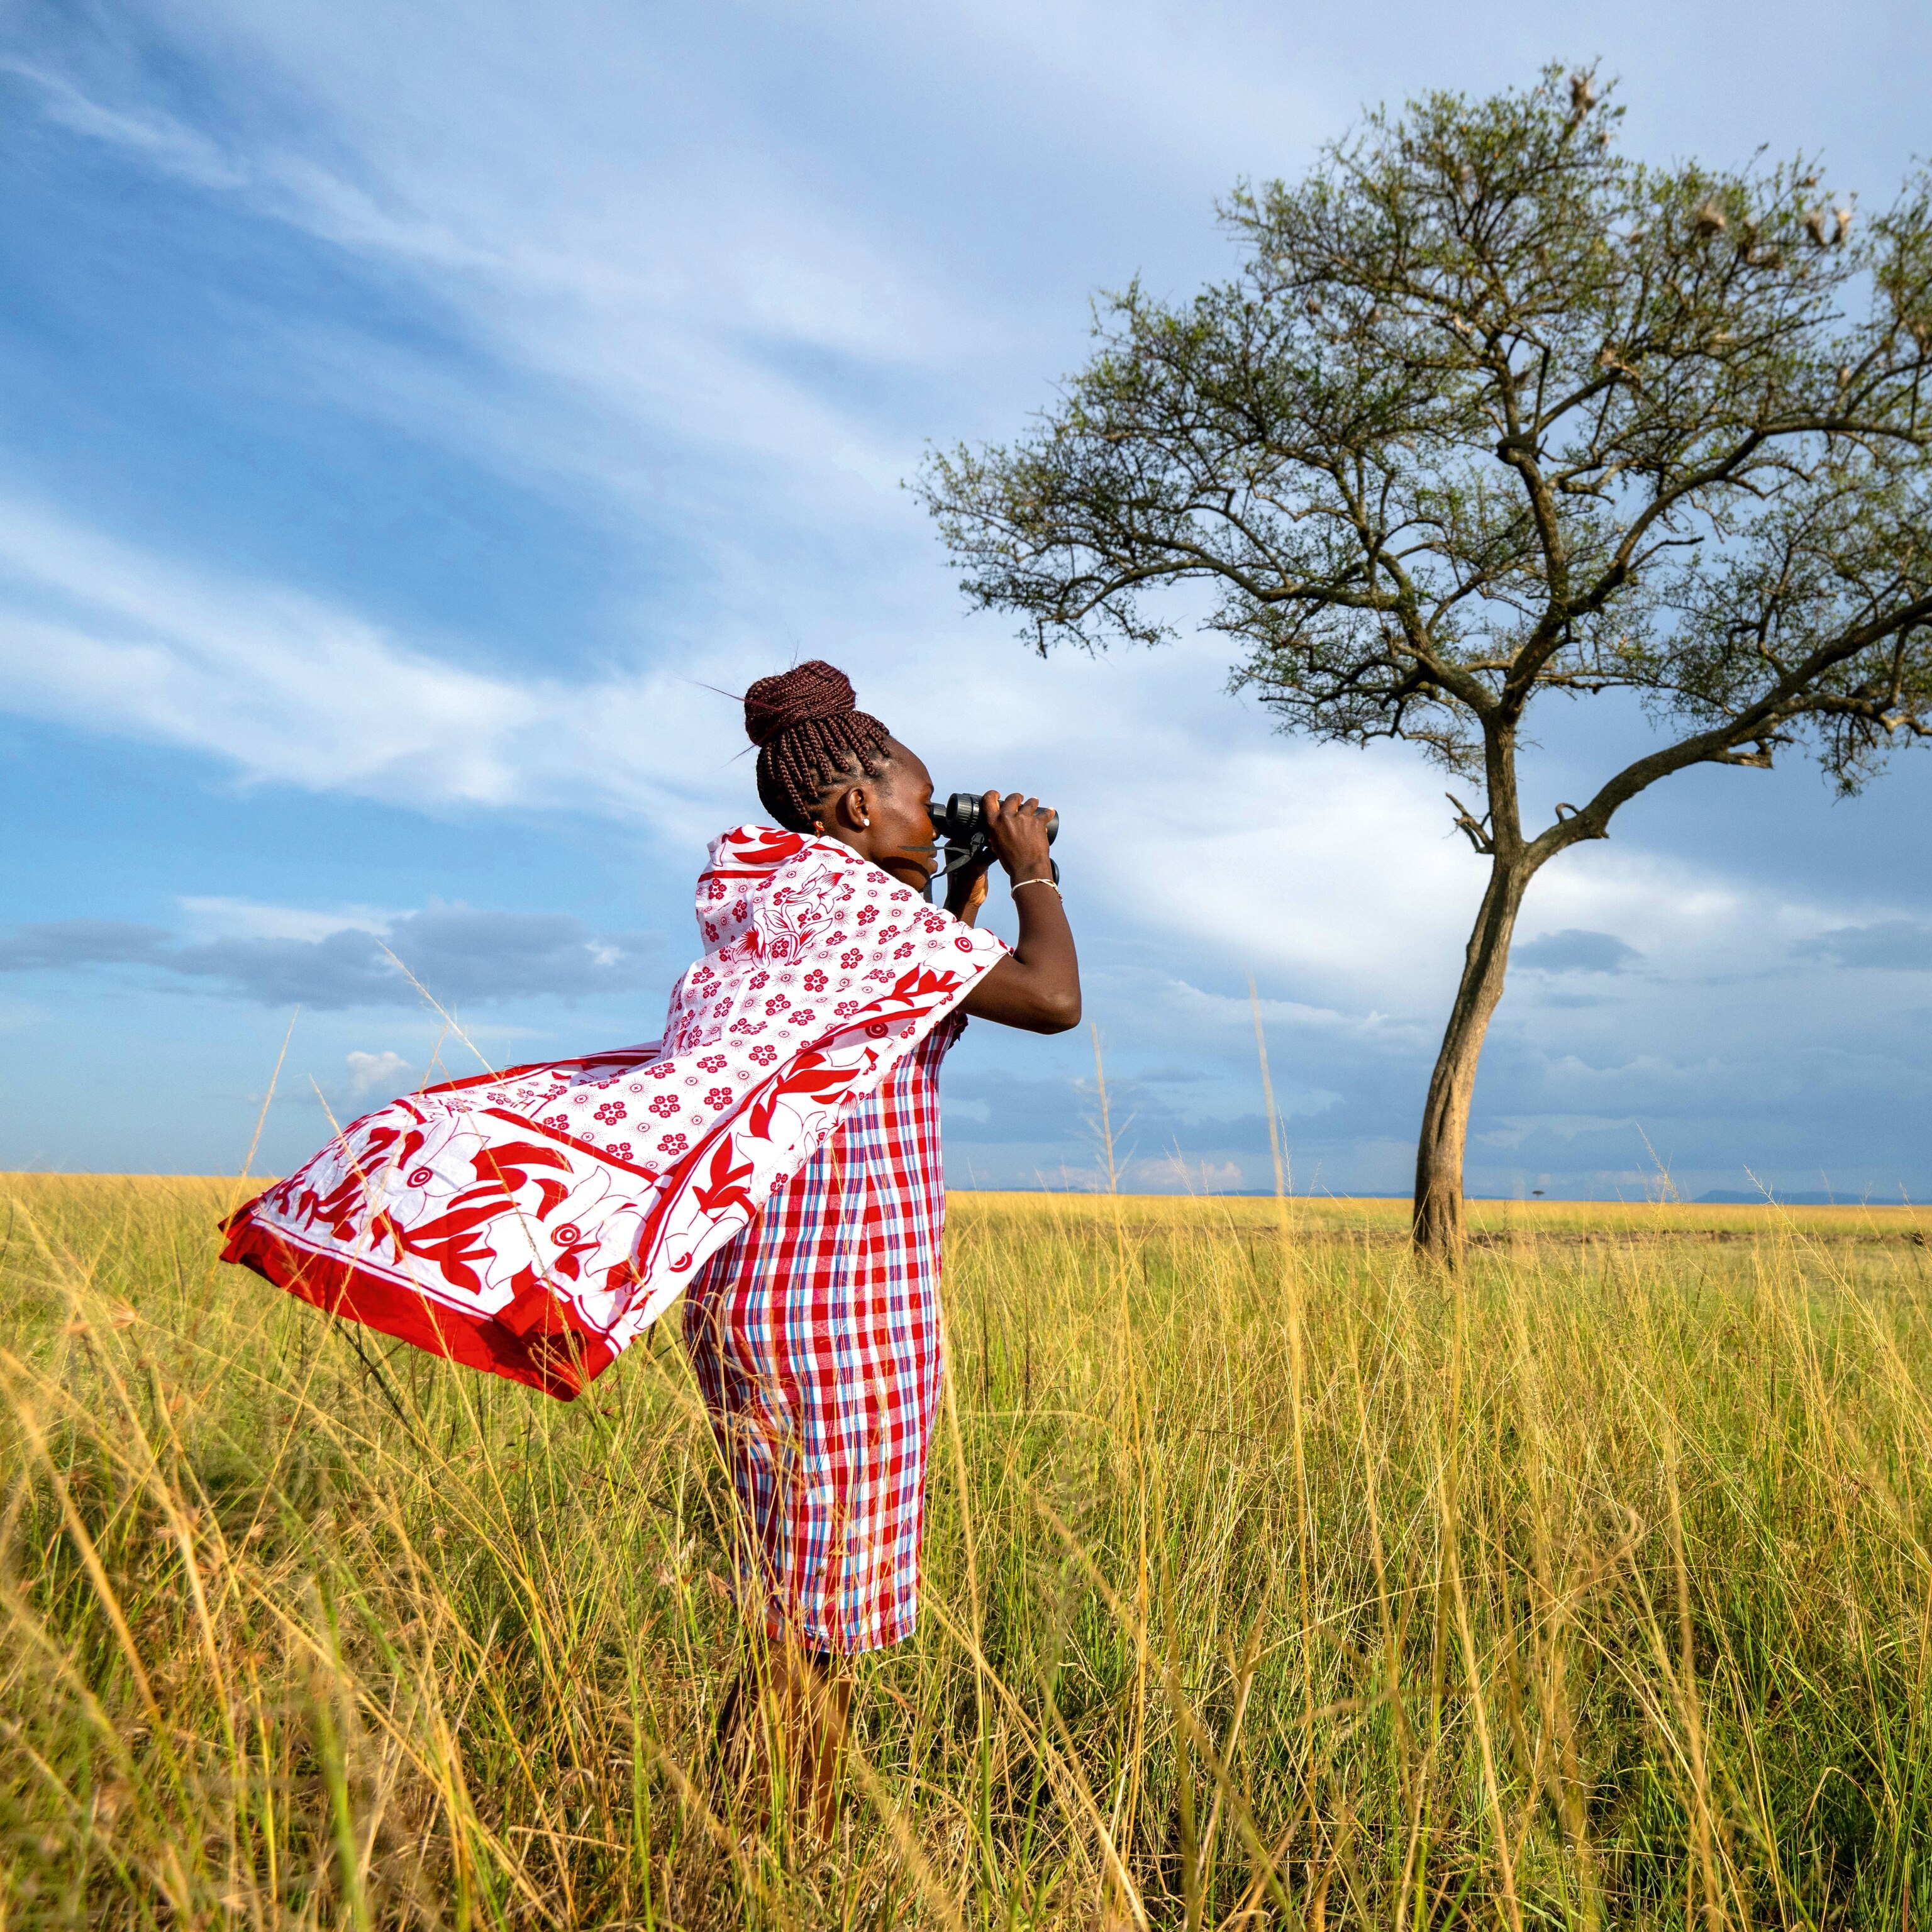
[{"xmin": 743, "ymin": 660, "xmax": 894, "ymax": 831}]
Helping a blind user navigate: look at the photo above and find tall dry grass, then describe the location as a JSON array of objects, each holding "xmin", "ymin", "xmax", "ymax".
[{"xmin": 4, "ymin": 1173, "xmax": 1932, "ymax": 1927}]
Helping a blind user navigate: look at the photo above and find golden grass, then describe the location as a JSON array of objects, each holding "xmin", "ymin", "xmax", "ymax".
[{"xmin": 5, "ymin": 1172, "xmax": 1932, "ymax": 1927}]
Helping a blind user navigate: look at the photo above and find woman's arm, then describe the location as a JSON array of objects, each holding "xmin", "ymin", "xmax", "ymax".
[{"xmin": 957, "ymin": 792, "xmax": 1080, "ymax": 1034}]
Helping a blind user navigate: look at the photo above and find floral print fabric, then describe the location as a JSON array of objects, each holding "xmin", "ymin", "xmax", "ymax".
[{"xmin": 220, "ymin": 826, "xmax": 1006, "ymax": 1397}]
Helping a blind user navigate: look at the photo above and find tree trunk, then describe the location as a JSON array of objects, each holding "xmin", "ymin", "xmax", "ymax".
[{"xmin": 1412, "ymin": 854, "xmax": 1531, "ymax": 1265}]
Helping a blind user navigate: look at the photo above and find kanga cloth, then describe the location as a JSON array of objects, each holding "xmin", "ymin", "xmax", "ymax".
[
  {"xmin": 219, "ymin": 826, "xmax": 1007, "ymax": 1399},
  {"xmin": 684, "ymin": 1013, "xmax": 962, "ymax": 1655}
]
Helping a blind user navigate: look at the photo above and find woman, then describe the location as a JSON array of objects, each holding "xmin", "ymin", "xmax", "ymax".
[
  {"xmin": 220, "ymin": 658, "xmax": 1077, "ymax": 1823},
  {"xmin": 689, "ymin": 662, "xmax": 1079, "ymax": 1826}
]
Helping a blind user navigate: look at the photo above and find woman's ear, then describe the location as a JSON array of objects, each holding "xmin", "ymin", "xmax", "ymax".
[{"xmin": 828, "ymin": 783, "xmax": 872, "ymax": 834}]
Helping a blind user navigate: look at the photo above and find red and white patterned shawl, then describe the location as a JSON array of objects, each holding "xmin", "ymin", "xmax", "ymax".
[{"xmin": 220, "ymin": 826, "xmax": 1008, "ymax": 1399}]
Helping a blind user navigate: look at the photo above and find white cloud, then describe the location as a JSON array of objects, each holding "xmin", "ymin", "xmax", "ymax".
[
  {"xmin": 345, "ymin": 1048, "xmax": 410, "ymax": 1095},
  {"xmin": 1092, "ymin": 747, "xmax": 1487, "ymax": 1002},
  {"xmin": 1128, "ymin": 1153, "xmax": 1247, "ymax": 1192},
  {"xmin": 0, "ymin": 495, "xmax": 533, "ymax": 796},
  {"xmin": 0, "ymin": 491, "xmax": 741, "ymax": 828}
]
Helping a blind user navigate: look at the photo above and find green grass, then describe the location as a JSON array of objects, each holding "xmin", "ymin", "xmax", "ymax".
[{"xmin": 5, "ymin": 1173, "xmax": 1932, "ymax": 1927}]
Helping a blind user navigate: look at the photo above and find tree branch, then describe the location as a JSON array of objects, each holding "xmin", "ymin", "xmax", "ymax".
[{"xmin": 1526, "ymin": 592, "xmax": 1932, "ymax": 865}]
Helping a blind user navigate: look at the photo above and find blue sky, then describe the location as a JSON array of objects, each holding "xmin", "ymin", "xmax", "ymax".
[{"xmin": 3, "ymin": 0, "xmax": 1931, "ymax": 1199}]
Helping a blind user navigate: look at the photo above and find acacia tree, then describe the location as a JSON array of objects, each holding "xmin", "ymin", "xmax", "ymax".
[{"xmin": 921, "ymin": 67, "xmax": 1932, "ymax": 1263}]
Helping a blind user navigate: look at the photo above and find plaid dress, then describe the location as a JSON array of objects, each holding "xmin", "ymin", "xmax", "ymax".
[{"xmin": 683, "ymin": 1013, "xmax": 963, "ymax": 1654}]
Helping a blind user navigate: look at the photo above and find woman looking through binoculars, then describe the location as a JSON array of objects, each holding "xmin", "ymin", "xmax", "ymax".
[{"xmin": 220, "ymin": 655, "xmax": 1080, "ymax": 1836}]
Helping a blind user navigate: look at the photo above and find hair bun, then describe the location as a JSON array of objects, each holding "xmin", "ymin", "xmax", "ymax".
[{"xmin": 743, "ymin": 660, "xmax": 858, "ymax": 749}]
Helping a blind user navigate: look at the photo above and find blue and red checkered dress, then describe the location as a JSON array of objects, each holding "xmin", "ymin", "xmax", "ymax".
[{"xmin": 682, "ymin": 1013, "xmax": 963, "ymax": 1654}]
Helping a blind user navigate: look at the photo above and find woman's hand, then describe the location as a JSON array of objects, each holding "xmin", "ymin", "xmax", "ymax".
[
  {"xmin": 943, "ymin": 860, "xmax": 991, "ymax": 927},
  {"xmin": 958, "ymin": 789, "xmax": 1080, "ymax": 1035},
  {"xmin": 943, "ymin": 792, "xmax": 1047, "ymax": 930},
  {"xmin": 981, "ymin": 791, "xmax": 1055, "ymax": 882}
]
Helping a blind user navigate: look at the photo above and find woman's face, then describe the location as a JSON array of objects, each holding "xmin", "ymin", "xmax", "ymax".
[{"xmin": 814, "ymin": 736, "xmax": 937, "ymax": 890}]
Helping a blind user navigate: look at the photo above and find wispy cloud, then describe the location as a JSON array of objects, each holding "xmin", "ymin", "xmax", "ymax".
[
  {"xmin": 0, "ymin": 492, "xmax": 747, "ymax": 823},
  {"xmin": 2, "ymin": 25, "xmax": 974, "ymax": 534},
  {"xmin": 0, "ymin": 55, "xmax": 245, "ymax": 189}
]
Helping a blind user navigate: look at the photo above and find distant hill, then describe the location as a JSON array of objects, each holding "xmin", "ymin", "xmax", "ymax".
[{"xmin": 1695, "ymin": 1189, "xmax": 1913, "ymax": 1206}]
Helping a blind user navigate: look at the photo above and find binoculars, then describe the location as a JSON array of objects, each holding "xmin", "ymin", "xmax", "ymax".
[{"xmin": 926, "ymin": 792, "xmax": 1060, "ymax": 902}]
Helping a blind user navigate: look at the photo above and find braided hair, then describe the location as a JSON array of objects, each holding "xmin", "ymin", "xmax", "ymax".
[{"xmin": 743, "ymin": 660, "xmax": 894, "ymax": 832}]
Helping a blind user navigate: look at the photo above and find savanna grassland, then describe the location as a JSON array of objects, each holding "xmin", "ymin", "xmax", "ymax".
[{"xmin": 5, "ymin": 1174, "xmax": 1932, "ymax": 1929}]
